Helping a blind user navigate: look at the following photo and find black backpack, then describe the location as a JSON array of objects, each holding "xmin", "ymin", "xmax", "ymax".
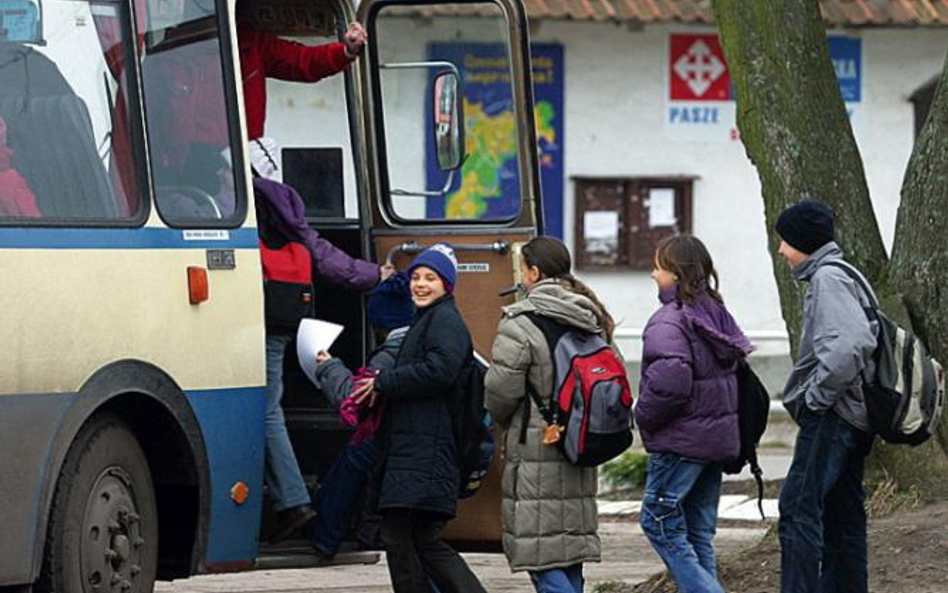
[
  {"xmin": 723, "ymin": 359, "xmax": 770, "ymax": 519},
  {"xmin": 822, "ymin": 261, "xmax": 946, "ymax": 445},
  {"xmin": 451, "ymin": 353, "xmax": 495, "ymax": 499}
]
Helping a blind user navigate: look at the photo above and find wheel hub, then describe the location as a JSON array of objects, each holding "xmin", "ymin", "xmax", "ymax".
[{"xmin": 82, "ymin": 467, "xmax": 145, "ymax": 592}]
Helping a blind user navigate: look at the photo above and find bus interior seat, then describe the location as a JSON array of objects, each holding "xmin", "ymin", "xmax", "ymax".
[
  {"xmin": 0, "ymin": 95, "xmax": 118, "ymax": 219},
  {"xmin": 0, "ymin": 43, "xmax": 118, "ymax": 219}
]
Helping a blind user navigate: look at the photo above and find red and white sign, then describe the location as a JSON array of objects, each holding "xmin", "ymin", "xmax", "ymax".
[{"xmin": 670, "ymin": 34, "xmax": 731, "ymax": 101}]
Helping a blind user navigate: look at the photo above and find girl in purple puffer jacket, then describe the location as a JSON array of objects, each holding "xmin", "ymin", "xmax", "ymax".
[{"xmin": 634, "ymin": 235, "xmax": 753, "ymax": 593}]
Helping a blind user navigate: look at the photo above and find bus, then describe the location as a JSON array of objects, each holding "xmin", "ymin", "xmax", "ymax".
[{"xmin": 0, "ymin": 0, "xmax": 541, "ymax": 589}]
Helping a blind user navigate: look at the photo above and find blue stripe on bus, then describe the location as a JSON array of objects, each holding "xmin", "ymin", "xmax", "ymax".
[
  {"xmin": 0, "ymin": 227, "xmax": 259, "ymax": 249},
  {"xmin": 186, "ymin": 386, "xmax": 268, "ymax": 565}
]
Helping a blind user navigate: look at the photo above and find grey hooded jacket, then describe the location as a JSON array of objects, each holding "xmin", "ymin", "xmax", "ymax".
[
  {"xmin": 484, "ymin": 280, "xmax": 603, "ymax": 572},
  {"xmin": 782, "ymin": 242, "xmax": 878, "ymax": 431}
]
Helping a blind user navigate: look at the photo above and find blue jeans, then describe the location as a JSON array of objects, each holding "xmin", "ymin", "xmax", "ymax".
[
  {"xmin": 529, "ymin": 564, "xmax": 584, "ymax": 593},
  {"xmin": 265, "ymin": 333, "xmax": 311, "ymax": 511},
  {"xmin": 640, "ymin": 453, "xmax": 725, "ymax": 593},
  {"xmin": 311, "ymin": 436, "xmax": 380, "ymax": 556},
  {"xmin": 779, "ymin": 406, "xmax": 874, "ymax": 593}
]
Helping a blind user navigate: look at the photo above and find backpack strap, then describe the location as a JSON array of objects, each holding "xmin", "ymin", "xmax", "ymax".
[
  {"xmin": 820, "ymin": 260, "xmax": 880, "ymax": 312},
  {"xmin": 819, "ymin": 260, "xmax": 882, "ymax": 392},
  {"xmin": 749, "ymin": 452, "xmax": 765, "ymax": 521},
  {"xmin": 516, "ymin": 311, "xmax": 566, "ymax": 445}
]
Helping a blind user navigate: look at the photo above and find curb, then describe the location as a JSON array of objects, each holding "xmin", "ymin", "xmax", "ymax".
[{"xmin": 598, "ymin": 495, "xmax": 780, "ymax": 521}]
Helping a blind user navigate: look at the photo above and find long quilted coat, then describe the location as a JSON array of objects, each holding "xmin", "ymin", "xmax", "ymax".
[{"xmin": 484, "ymin": 280, "xmax": 602, "ymax": 572}]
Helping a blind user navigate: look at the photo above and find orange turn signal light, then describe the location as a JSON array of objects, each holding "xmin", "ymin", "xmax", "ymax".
[
  {"xmin": 188, "ymin": 266, "xmax": 209, "ymax": 305},
  {"xmin": 230, "ymin": 481, "xmax": 250, "ymax": 505}
]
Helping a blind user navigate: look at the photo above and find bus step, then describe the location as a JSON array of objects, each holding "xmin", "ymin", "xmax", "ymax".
[{"xmin": 255, "ymin": 550, "xmax": 380, "ymax": 570}]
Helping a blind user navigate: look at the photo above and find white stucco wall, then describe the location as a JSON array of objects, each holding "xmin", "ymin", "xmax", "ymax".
[
  {"xmin": 262, "ymin": 18, "xmax": 947, "ymax": 360},
  {"xmin": 528, "ymin": 21, "xmax": 947, "ymax": 360}
]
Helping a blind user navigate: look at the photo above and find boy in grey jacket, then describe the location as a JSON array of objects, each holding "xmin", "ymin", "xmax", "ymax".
[{"xmin": 775, "ymin": 201, "xmax": 877, "ymax": 593}]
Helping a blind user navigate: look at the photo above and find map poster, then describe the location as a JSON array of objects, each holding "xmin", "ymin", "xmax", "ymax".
[{"xmin": 425, "ymin": 43, "xmax": 565, "ymax": 238}]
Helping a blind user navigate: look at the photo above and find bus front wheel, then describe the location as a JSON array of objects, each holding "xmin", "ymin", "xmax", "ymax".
[{"xmin": 39, "ymin": 414, "xmax": 159, "ymax": 593}]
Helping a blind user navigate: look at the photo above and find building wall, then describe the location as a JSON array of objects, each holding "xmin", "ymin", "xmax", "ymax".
[{"xmin": 529, "ymin": 21, "xmax": 946, "ymax": 360}]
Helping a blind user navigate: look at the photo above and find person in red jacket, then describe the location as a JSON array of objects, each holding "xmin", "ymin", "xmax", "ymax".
[
  {"xmin": 237, "ymin": 16, "xmax": 367, "ymax": 140},
  {"xmin": 146, "ymin": 14, "xmax": 366, "ymax": 215},
  {"xmin": 0, "ymin": 115, "xmax": 41, "ymax": 218}
]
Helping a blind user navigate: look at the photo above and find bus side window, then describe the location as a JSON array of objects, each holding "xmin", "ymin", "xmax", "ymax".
[
  {"xmin": 140, "ymin": 0, "xmax": 243, "ymax": 227},
  {"xmin": 0, "ymin": 0, "xmax": 145, "ymax": 223}
]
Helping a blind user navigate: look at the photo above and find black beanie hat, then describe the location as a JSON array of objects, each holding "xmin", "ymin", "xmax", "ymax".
[{"xmin": 775, "ymin": 200, "xmax": 835, "ymax": 255}]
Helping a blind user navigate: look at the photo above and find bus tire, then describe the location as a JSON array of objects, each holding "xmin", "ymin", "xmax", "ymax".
[{"xmin": 38, "ymin": 413, "xmax": 159, "ymax": 593}]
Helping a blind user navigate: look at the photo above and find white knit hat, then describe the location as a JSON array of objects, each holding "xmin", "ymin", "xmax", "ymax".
[{"xmin": 249, "ymin": 137, "xmax": 279, "ymax": 179}]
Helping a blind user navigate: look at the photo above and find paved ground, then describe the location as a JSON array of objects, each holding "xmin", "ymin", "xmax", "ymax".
[
  {"xmin": 157, "ymin": 416, "xmax": 794, "ymax": 593},
  {"xmin": 156, "ymin": 520, "xmax": 767, "ymax": 593}
]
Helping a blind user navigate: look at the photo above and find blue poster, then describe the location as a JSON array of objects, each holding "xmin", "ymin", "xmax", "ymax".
[
  {"xmin": 425, "ymin": 43, "xmax": 565, "ymax": 238},
  {"xmin": 828, "ymin": 37, "xmax": 861, "ymax": 103}
]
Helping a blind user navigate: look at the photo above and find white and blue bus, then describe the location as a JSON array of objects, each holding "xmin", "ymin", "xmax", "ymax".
[{"xmin": 0, "ymin": 0, "xmax": 541, "ymax": 590}]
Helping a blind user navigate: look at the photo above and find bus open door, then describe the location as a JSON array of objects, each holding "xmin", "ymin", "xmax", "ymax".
[{"xmin": 235, "ymin": 0, "xmax": 540, "ymax": 566}]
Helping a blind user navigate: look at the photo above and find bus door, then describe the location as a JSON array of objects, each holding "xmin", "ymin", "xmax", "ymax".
[
  {"xmin": 358, "ymin": 0, "xmax": 541, "ymax": 548},
  {"xmin": 236, "ymin": 0, "xmax": 378, "ymax": 563}
]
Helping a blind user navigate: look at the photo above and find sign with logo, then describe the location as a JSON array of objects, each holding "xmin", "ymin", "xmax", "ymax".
[
  {"xmin": 666, "ymin": 34, "xmax": 863, "ymax": 141},
  {"xmin": 670, "ymin": 35, "xmax": 731, "ymax": 101},
  {"xmin": 666, "ymin": 34, "xmax": 736, "ymax": 142},
  {"xmin": 828, "ymin": 36, "xmax": 862, "ymax": 103}
]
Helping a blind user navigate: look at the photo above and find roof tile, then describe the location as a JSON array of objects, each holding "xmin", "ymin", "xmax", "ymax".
[{"xmin": 515, "ymin": 0, "xmax": 948, "ymax": 25}]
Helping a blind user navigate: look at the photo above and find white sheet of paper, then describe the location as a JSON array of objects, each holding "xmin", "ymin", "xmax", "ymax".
[
  {"xmin": 583, "ymin": 210, "xmax": 619, "ymax": 240},
  {"xmin": 297, "ymin": 318, "xmax": 345, "ymax": 386},
  {"xmin": 648, "ymin": 188, "xmax": 677, "ymax": 227}
]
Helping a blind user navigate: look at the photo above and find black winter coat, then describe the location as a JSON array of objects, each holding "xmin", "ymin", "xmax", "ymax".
[{"xmin": 374, "ymin": 295, "xmax": 472, "ymax": 518}]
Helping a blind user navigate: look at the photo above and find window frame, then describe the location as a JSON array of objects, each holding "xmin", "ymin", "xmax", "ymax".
[
  {"xmin": 140, "ymin": 6, "xmax": 249, "ymax": 230},
  {"xmin": 364, "ymin": 0, "xmax": 527, "ymax": 228}
]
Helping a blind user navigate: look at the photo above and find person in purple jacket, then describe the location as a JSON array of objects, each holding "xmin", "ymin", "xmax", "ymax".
[
  {"xmin": 254, "ymin": 176, "xmax": 394, "ymax": 542},
  {"xmin": 634, "ymin": 235, "xmax": 753, "ymax": 593}
]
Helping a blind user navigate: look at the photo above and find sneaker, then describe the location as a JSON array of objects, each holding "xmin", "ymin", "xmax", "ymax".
[{"xmin": 269, "ymin": 503, "xmax": 317, "ymax": 544}]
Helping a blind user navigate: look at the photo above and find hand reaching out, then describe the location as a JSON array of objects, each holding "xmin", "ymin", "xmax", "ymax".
[
  {"xmin": 380, "ymin": 263, "xmax": 396, "ymax": 282},
  {"xmin": 344, "ymin": 22, "xmax": 367, "ymax": 59},
  {"xmin": 316, "ymin": 350, "xmax": 332, "ymax": 364}
]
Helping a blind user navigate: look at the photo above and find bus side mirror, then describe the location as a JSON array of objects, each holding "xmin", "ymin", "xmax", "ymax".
[{"xmin": 433, "ymin": 71, "xmax": 464, "ymax": 171}]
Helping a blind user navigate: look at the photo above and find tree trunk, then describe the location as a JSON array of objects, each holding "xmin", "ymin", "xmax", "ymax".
[
  {"xmin": 711, "ymin": 0, "xmax": 888, "ymax": 353},
  {"xmin": 873, "ymin": 54, "xmax": 948, "ymax": 498},
  {"xmin": 712, "ymin": 0, "xmax": 948, "ymax": 499}
]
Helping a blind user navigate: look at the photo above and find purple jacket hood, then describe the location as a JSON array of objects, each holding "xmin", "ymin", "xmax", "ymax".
[{"xmin": 658, "ymin": 285, "xmax": 754, "ymax": 364}]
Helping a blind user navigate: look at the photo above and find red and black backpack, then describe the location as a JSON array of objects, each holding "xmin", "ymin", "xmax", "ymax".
[
  {"xmin": 257, "ymin": 201, "xmax": 314, "ymax": 332},
  {"xmin": 519, "ymin": 312, "xmax": 634, "ymax": 467}
]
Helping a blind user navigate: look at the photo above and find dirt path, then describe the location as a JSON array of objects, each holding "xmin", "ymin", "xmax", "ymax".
[{"xmin": 626, "ymin": 501, "xmax": 948, "ymax": 593}]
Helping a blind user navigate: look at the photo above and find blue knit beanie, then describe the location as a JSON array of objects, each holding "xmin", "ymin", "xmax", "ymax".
[
  {"xmin": 367, "ymin": 272, "xmax": 414, "ymax": 329},
  {"xmin": 408, "ymin": 243, "xmax": 458, "ymax": 291}
]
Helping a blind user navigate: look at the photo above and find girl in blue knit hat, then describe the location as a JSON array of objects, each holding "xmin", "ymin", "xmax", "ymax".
[{"xmin": 352, "ymin": 243, "xmax": 487, "ymax": 593}]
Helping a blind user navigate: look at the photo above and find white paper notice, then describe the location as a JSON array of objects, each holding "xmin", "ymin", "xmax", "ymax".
[
  {"xmin": 297, "ymin": 319, "xmax": 345, "ymax": 386},
  {"xmin": 584, "ymin": 211, "xmax": 619, "ymax": 240},
  {"xmin": 648, "ymin": 188, "xmax": 677, "ymax": 227}
]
